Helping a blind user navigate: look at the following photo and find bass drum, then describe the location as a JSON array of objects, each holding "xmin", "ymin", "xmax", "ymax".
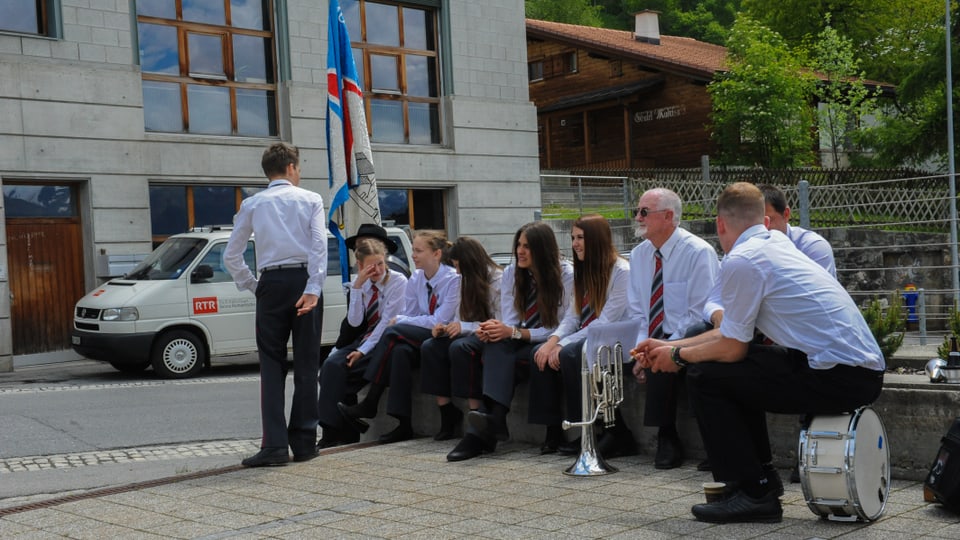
[{"xmin": 798, "ymin": 407, "xmax": 890, "ymax": 522}]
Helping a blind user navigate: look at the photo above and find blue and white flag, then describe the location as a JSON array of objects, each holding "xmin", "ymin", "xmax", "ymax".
[{"xmin": 327, "ymin": 0, "xmax": 380, "ymax": 284}]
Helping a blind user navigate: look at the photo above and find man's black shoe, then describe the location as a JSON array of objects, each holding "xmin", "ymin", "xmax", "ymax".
[
  {"xmin": 293, "ymin": 448, "xmax": 320, "ymax": 462},
  {"xmin": 241, "ymin": 448, "xmax": 289, "ymax": 467},
  {"xmin": 691, "ymin": 489, "xmax": 783, "ymax": 523},
  {"xmin": 654, "ymin": 433, "xmax": 684, "ymax": 469},
  {"xmin": 337, "ymin": 402, "xmax": 371, "ymax": 434},
  {"xmin": 540, "ymin": 431, "xmax": 562, "ymax": 455},
  {"xmin": 697, "ymin": 459, "xmax": 712, "ymax": 471},
  {"xmin": 466, "ymin": 411, "xmax": 509, "ymax": 441},
  {"xmin": 597, "ymin": 431, "xmax": 639, "ymax": 459},
  {"xmin": 447, "ymin": 433, "xmax": 488, "ymax": 462},
  {"xmin": 378, "ymin": 423, "xmax": 413, "ymax": 444}
]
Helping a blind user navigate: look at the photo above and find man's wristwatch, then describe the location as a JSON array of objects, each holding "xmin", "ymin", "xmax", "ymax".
[
  {"xmin": 671, "ymin": 346, "xmax": 688, "ymax": 368},
  {"xmin": 511, "ymin": 326, "xmax": 522, "ymax": 340}
]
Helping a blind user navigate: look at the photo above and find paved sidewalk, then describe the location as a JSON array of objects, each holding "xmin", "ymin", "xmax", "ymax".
[{"xmin": 2, "ymin": 437, "xmax": 958, "ymax": 539}]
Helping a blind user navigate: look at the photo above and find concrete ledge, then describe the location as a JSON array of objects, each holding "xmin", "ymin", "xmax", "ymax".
[{"xmin": 360, "ymin": 372, "xmax": 959, "ymax": 482}]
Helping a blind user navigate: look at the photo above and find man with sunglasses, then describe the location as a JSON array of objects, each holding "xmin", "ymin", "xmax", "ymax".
[{"xmin": 627, "ymin": 188, "xmax": 719, "ymax": 469}]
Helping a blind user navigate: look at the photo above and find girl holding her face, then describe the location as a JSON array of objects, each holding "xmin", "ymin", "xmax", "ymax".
[
  {"xmin": 339, "ymin": 230, "xmax": 461, "ymax": 444},
  {"xmin": 316, "ymin": 237, "xmax": 407, "ymax": 448}
]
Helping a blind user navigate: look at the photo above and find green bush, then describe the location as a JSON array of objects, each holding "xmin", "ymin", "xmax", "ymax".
[
  {"xmin": 936, "ymin": 304, "xmax": 960, "ymax": 360},
  {"xmin": 862, "ymin": 293, "xmax": 905, "ymax": 361}
]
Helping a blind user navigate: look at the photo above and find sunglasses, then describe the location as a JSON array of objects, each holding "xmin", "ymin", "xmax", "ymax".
[{"xmin": 633, "ymin": 207, "xmax": 668, "ymax": 218}]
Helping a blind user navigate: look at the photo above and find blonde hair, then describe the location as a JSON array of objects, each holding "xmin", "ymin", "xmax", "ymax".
[
  {"xmin": 413, "ymin": 229, "xmax": 452, "ymax": 255},
  {"xmin": 354, "ymin": 238, "xmax": 390, "ymax": 285}
]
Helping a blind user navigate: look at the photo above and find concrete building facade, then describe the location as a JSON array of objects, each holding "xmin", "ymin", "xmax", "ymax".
[{"xmin": 0, "ymin": 0, "xmax": 540, "ymax": 369}]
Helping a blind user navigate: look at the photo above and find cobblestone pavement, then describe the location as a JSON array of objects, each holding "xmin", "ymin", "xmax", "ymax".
[
  {"xmin": 0, "ymin": 439, "xmax": 260, "ymax": 474},
  {"xmin": 2, "ymin": 437, "xmax": 959, "ymax": 539}
]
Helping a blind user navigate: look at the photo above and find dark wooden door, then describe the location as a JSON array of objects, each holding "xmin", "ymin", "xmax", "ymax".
[{"xmin": 6, "ymin": 218, "xmax": 84, "ymax": 354}]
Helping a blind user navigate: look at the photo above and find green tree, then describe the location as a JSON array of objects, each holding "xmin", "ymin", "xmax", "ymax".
[
  {"xmin": 805, "ymin": 16, "xmax": 882, "ymax": 168},
  {"xmin": 858, "ymin": 4, "xmax": 959, "ymax": 169},
  {"xmin": 525, "ymin": 0, "xmax": 603, "ymax": 27},
  {"xmin": 594, "ymin": 0, "xmax": 740, "ymax": 45},
  {"xmin": 742, "ymin": 0, "xmax": 944, "ymax": 82},
  {"xmin": 707, "ymin": 16, "xmax": 816, "ymax": 167}
]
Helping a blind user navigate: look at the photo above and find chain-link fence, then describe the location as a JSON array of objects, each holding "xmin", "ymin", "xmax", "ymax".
[{"xmin": 541, "ymin": 169, "xmax": 959, "ymax": 339}]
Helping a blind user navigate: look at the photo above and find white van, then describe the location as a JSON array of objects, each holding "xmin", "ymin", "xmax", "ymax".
[{"xmin": 71, "ymin": 226, "xmax": 413, "ymax": 378}]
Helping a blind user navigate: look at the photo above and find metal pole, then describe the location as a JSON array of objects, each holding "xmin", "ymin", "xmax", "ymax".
[
  {"xmin": 798, "ymin": 180, "xmax": 811, "ymax": 229},
  {"xmin": 577, "ymin": 176, "xmax": 584, "ymax": 216},
  {"xmin": 919, "ymin": 288, "xmax": 928, "ymax": 346},
  {"xmin": 946, "ymin": 0, "xmax": 959, "ymax": 305}
]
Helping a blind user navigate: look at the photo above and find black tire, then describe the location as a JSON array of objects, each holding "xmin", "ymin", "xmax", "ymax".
[
  {"xmin": 108, "ymin": 360, "xmax": 150, "ymax": 373},
  {"xmin": 151, "ymin": 329, "xmax": 206, "ymax": 379}
]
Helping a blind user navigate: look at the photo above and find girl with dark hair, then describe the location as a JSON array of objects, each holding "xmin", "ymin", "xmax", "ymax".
[
  {"xmin": 421, "ymin": 237, "xmax": 503, "ymax": 440},
  {"xmin": 446, "ymin": 221, "xmax": 574, "ymax": 462},
  {"xmin": 316, "ymin": 238, "xmax": 407, "ymax": 448},
  {"xmin": 528, "ymin": 214, "xmax": 635, "ymax": 458},
  {"xmin": 339, "ymin": 230, "xmax": 460, "ymax": 443}
]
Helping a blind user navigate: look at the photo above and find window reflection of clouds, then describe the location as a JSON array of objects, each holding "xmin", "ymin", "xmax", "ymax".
[
  {"xmin": 139, "ymin": 23, "xmax": 179, "ymax": 74},
  {"xmin": 405, "ymin": 55, "xmax": 437, "ymax": 97},
  {"xmin": 0, "ymin": 2, "xmax": 38, "ymax": 33},
  {"xmin": 408, "ymin": 103, "xmax": 438, "ymax": 145},
  {"xmin": 182, "ymin": 0, "xmax": 225, "ymax": 25},
  {"xmin": 402, "ymin": 8, "xmax": 429, "ymax": 50},
  {"xmin": 237, "ymin": 89, "xmax": 275, "ymax": 137},
  {"xmin": 193, "ymin": 186, "xmax": 236, "ymax": 226},
  {"xmin": 136, "ymin": 0, "xmax": 176, "ymax": 18},
  {"xmin": 188, "ymin": 34, "xmax": 225, "ymax": 76},
  {"xmin": 233, "ymin": 35, "xmax": 269, "ymax": 83},
  {"xmin": 365, "ymin": 2, "xmax": 399, "ymax": 47},
  {"xmin": 143, "ymin": 81, "xmax": 183, "ymax": 132},
  {"xmin": 342, "ymin": 0, "xmax": 361, "ymax": 40},
  {"xmin": 371, "ymin": 55, "xmax": 399, "ymax": 92},
  {"xmin": 230, "ymin": 0, "xmax": 265, "ymax": 30},
  {"xmin": 371, "ymin": 99, "xmax": 404, "ymax": 143},
  {"xmin": 378, "ymin": 189, "xmax": 409, "ymax": 224},
  {"xmin": 187, "ymin": 85, "xmax": 231, "ymax": 135}
]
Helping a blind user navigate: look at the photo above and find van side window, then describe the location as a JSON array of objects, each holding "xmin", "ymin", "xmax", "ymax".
[
  {"xmin": 196, "ymin": 244, "xmax": 233, "ymax": 283},
  {"xmin": 327, "ymin": 237, "xmax": 342, "ymax": 278}
]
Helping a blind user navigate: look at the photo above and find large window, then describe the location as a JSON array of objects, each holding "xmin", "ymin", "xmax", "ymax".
[
  {"xmin": 379, "ymin": 188, "xmax": 444, "ymax": 230},
  {"xmin": 135, "ymin": 0, "xmax": 277, "ymax": 136},
  {"xmin": 0, "ymin": 0, "xmax": 59, "ymax": 36},
  {"xmin": 149, "ymin": 184, "xmax": 262, "ymax": 246},
  {"xmin": 342, "ymin": 0, "xmax": 442, "ymax": 145}
]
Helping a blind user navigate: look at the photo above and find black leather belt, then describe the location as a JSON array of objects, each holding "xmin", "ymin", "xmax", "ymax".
[{"xmin": 261, "ymin": 263, "xmax": 307, "ymax": 272}]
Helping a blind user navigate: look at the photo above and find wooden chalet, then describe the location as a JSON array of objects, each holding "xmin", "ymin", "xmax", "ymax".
[{"xmin": 527, "ymin": 11, "xmax": 727, "ymax": 170}]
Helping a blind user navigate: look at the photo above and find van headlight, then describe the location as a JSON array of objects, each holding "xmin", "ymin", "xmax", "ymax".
[{"xmin": 101, "ymin": 307, "xmax": 139, "ymax": 321}]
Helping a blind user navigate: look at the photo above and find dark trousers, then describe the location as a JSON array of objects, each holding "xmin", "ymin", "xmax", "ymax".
[
  {"xmin": 317, "ymin": 342, "xmax": 371, "ymax": 430},
  {"xmin": 643, "ymin": 322, "xmax": 712, "ymax": 428},
  {"xmin": 421, "ymin": 334, "xmax": 485, "ymax": 400},
  {"xmin": 477, "ymin": 339, "xmax": 534, "ymax": 409},
  {"xmin": 688, "ymin": 344, "xmax": 884, "ymax": 488},
  {"xmin": 527, "ymin": 339, "xmax": 584, "ymax": 425},
  {"xmin": 254, "ymin": 268, "xmax": 322, "ymax": 453},
  {"xmin": 363, "ymin": 324, "xmax": 432, "ymax": 418}
]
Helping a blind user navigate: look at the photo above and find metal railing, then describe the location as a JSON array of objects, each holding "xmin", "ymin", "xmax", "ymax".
[{"xmin": 541, "ymin": 169, "xmax": 959, "ymax": 336}]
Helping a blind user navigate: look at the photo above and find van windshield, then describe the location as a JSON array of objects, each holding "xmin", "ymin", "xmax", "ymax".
[{"xmin": 124, "ymin": 238, "xmax": 207, "ymax": 280}]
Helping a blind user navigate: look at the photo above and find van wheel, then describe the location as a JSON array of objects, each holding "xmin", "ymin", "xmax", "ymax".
[
  {"xmin": 152, "ymin": 330, "xmax": 206, "ymax": 379},
  {"xmin": 108, "ymin": 360, "xmax": 150, "ymax": 373}
]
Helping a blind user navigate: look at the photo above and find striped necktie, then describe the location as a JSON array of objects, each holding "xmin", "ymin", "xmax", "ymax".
[
  {"xmin": 427, "ymin": 282, "xmax": 437, "ymax": 315},
  {"xmin": 579, "ymin": 293, "xmax": 596, "ymax": 329},
  {"xmin": 522, "ymin": 276, "xmax": 541, "ymax": 328},
  {"xmin": 649, "ymin": 249, "xmax": 665, "ymax": 339},
  {"xmin": 362, "ymin": 285, "xmax": 379, "ymax": 339}
]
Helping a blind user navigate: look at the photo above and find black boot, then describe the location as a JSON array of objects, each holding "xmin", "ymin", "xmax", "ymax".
[
  {"xmin": 379, "ymin": 416, "xmax": 414, "ymax": 443},
  {"xmin": 467, "ymin": 400, "xmax": 510, "ymax": 441},
  {"xmin": 338, "ymin": 383, "xmax": 386, "ymax": 433},
  {"xmin": 434, "ymin": 403, "xmax": 463, "ymax": 441}
]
